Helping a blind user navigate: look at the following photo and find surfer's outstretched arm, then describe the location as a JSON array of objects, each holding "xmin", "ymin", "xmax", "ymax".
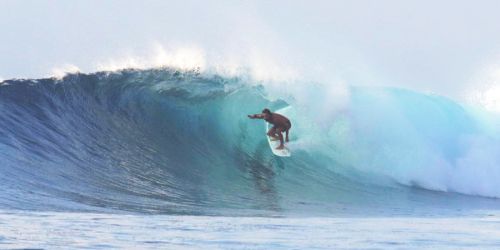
[{"xmin": 248, "ymin": 114, "xmax": 265, "ymax": 119}]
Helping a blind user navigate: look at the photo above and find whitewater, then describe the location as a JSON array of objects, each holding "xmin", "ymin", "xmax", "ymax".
[{"xmin": 1, "ymin": 67, "xmax": 500, "ymax": 248}]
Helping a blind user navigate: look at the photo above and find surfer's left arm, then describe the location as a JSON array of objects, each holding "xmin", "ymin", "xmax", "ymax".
[{"xmin": 248, "ymin": 114, "xmax": 264, "ymax": 119}]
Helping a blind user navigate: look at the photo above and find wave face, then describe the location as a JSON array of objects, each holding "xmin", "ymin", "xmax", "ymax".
[{"xmin": 1, "ymin": 69, "xmax": 500, "ymax": 216}]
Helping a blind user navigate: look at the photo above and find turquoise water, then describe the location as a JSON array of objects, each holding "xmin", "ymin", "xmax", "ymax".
[{"xmin": 1, "ymin": 68, "xmax": 500, "ymax": 248}]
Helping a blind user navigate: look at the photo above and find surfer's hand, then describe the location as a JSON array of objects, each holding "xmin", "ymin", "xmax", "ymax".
[{"xmin": 248, "ymin": 115, "xmax": 254, "ymax": 119}]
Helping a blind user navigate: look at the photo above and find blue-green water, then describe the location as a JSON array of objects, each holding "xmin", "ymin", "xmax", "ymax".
[{"xmin": 1, "ymin": 68, "xmax": 500, "ymax": 248}]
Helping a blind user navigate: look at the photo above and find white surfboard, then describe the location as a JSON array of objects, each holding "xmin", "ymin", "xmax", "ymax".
[{"xmin": 265, "ymin": 107, "xmax": 291, "ymax": 157}]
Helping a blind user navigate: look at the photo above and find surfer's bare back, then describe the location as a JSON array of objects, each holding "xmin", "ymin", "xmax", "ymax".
[{"xmin": 248, "ymin": 108, "xmax": 291, "ymax": 150}]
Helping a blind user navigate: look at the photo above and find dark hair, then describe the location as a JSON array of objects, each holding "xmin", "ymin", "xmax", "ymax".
[{"xmin": 262, "ymin": 108, "xmax": 271, "ymax": 115}]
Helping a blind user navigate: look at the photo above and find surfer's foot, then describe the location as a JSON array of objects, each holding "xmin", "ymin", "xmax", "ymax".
[{"xmin": 276, "ymin": 145, "xmax": 285, "ymax": 150}]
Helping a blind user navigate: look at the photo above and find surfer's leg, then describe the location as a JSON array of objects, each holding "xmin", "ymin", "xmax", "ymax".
[
  {"xmin": 276, "ymin": 127, "xmax": 285, "ymax": 149},
  {"xmin": 285, "ymin": 122, "xmax": 291, "ymax": 142},
  {"xmin": 267, "ymin": 127, "xmax": 275, "ymax": 137},
  {"xmin": 267, "ymin": 127, "xmax": 279, "ymax": 140}
]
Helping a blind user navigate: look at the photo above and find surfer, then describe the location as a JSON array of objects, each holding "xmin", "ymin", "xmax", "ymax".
[{"xmin": 248, "ymin": 108, "xmax": 291, "ymax": 150}]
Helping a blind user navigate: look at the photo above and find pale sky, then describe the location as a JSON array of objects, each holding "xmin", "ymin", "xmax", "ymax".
[{"xmin": 1, "ymin": 0, "xmax": 500, "ymax": 103}]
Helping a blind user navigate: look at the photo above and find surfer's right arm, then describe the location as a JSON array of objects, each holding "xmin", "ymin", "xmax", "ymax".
[{"xmin": 248, "ymin": 114, "xmax": 264, "ymax": 119}]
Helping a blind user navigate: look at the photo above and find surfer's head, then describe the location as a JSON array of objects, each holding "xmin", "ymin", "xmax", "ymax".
[{"xmin": 262, "ymin": 108, "xmax": 272, "ymax": 119}]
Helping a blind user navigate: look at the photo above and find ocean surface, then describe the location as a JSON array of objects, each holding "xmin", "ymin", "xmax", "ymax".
[{"xmin": 1, "ymin": 68, "xmax": 500, "ymax": 248}]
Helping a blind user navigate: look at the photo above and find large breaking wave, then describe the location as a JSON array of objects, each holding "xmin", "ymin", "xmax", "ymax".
[{"xmin": 1, "ymin": 68, "xmax": 500, "ymax": 215}]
